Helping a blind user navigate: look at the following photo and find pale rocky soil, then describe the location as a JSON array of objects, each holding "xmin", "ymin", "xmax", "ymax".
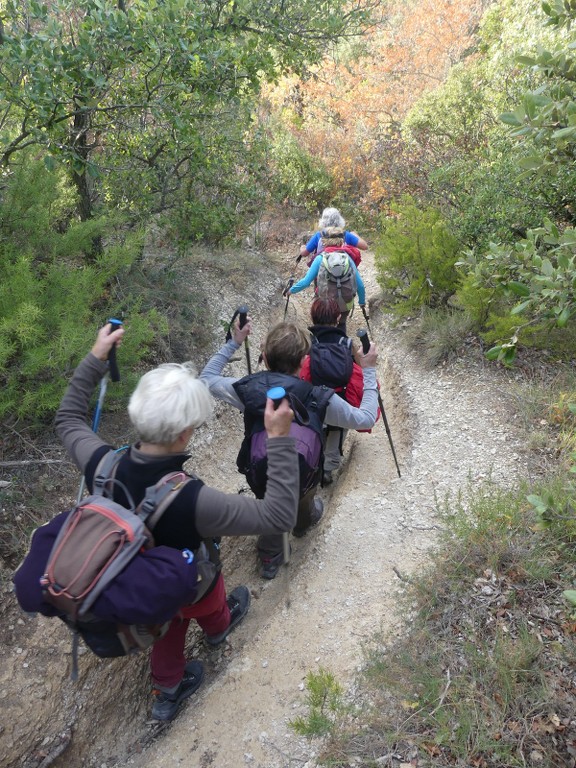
[{"xmin": 0, "ymin": 242, "xmax": 536, "ymax": 768}]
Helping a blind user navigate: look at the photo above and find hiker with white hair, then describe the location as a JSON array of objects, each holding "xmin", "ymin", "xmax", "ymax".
[
  {"xmin": 298, "ymin": 206, "xmax": 368, "ymax": 267},
  {"xmin": 53, "ymin": 322, "xmax": 298, "ymax": 722},
  {"xmin": 290, "ymin": 227, "xmax": 367, "ymax": 332}
]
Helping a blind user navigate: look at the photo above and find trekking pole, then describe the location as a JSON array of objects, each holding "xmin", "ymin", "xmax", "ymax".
[
  {"xmin": 237, "ymin": 305, "xmax": 252, "ymax": 374},
  {"xmin": 360, "ymin": 304, "xmax": 373, "ymax": 337},
  {"xmin": 356, "ymin": 328, "xmax": 401, "ymax": 478},
  {"xmin": 268, "ymin": 386, "xmax": 291, "ymax": 608},
  {"xmin": 77, "ymin": 318, "xmax": 123, "ymax": 502},
  {"xmin": 282, "ymin": 277, "xmax": 295, "ymax": 321}
]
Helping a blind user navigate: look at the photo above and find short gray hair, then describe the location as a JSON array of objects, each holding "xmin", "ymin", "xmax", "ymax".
[
  {"xmin": 318, "ymin": 207, "xmax": 345, "ymax": 230},
  {"xmin": 128, "ymin": 363, "xmax": 214, "ymax": 445}
]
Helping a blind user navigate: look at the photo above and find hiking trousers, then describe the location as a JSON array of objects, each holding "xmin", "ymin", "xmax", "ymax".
[
  {"xmin": 324, "ymin": 427, "xmax": 348, "ymax": 472},
  {"xmin": 257, "ymin": 485, "xmax": 317, "ymax": 558},
  {"xmin": 150, "ymin": 573, "xmax": 229, "ymax": 689}
]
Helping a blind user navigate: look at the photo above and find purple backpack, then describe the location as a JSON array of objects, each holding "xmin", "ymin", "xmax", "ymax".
[{"xmin": 13, "ymin": 454, "xmax": 199, "ymax": 678}]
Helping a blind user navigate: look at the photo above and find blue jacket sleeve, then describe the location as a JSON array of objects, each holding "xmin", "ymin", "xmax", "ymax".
[
  {"xmin": 305, "ymin": 231, "xmax": 321, "ymax": 253},
  {"xmin": 290, "ymin": 255, "xmax": 321, "ymax": 294},
  {"xmin": 353, "ymin": 262, "xmax": 366, "ymax": 304},
  {"xmin": 345, "ymin": 231, "xmax": 359, "ymax": 247}
]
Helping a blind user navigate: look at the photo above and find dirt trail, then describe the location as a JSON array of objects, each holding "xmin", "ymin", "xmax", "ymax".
[
  {"xmin": 0, "ymin": 245, "xmax": 534, "ymax": 768},
  {"xmin": 115, "ymin": 251, "xmax": 532, "ymax": 768}
]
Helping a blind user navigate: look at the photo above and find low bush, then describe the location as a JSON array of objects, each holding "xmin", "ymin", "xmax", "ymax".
[
  {"xmin": 404, "ymin": 308, "xmax": 477, "ymax": 368},
  {"xmin": 374, "ymin": 197, "xmax": 462, "ymax": 316}
]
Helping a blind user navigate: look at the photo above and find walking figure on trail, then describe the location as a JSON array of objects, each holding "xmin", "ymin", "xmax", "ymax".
[
  {"xmin": 298, "ymin": 207, "xmax": 368, "ymax": 267},
  {"xmin": 40, "ymin": 323, "xmax": 298, "ymax": 722},
  {"xmin": 200, "ymin": 316, "xmax": 379, "ymax": 580},
  {"xmin": 290, "ymin": 227, "xmax": 367, "ymax": 333},
  {"xmin": 299, "ymin": 298, "xmax": 381, "ymax": 486}
]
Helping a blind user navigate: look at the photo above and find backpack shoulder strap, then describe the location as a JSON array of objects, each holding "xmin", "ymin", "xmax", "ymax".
[
  {"xmin": 338, "ymin": 336, "xmax": 353, "ymax": 350},
  {"xmin": 138, "ymin": 472, "xmax": 194, "ymax": 530},
  {"xmin": 93, "ymin": 450, "xmax": 125, "ymax": 496}
]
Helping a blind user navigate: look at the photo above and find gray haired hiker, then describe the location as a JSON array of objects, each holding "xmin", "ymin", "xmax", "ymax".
[{"xmin": 50, "ymin": 323, "xmax": 298, "ymax": 721}]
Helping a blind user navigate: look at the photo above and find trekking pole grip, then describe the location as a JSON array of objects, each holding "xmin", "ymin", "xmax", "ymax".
[
  {"xmin": 267, "ymin": 387, "xmax": 286, "ymax": 410},
  {"xmin": 107, "ymin": 317, "xmax": 123, "ymax": 382},
  {"xmin": 357, "ymin": 328, "xmax": 370, "ymax": 355},
  {"xmin": 237, "ymin": 305, "xmax": 249, "ymax": 330},
  {"xmin": 282, "ymin": 277, "xmax": 295, "ymax": 297}
]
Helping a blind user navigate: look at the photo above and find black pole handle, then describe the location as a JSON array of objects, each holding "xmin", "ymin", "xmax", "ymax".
[
  {"xmin": 357, "ymin": 328, "xmax": 370, "ymax": 355},
  {"xmin": 238, "ymin": 305, "xmax": 249, "ymax": 330},
  {"xmin": 282, "ymin": 277, "xmax": 295, "ymax": 297},
  {"xmin": 236, "ymin": 305, "xmax": 252, "ymax": 373},
  {"xmin": 107, "ymin": 318, "xmax": 123, "ymax": 382}
]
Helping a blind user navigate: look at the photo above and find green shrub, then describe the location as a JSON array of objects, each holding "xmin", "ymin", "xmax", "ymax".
[
  {"xmin": 290, "ymin": 668, "xmax": 348, "ymax": 738},
  {"xmin": 374, "ymin": 197, "xmax": 462, "ymax": 316},
  {"xmin": 0, "ymin": 160, "xmax": 160, "ymax": 424},
  {"xmin": 269, "ymin": 128, "xmax": 333, "ymax": 211}
]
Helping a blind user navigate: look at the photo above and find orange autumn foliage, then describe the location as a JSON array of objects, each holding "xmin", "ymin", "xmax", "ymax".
[{"xmin": 265, "ymin": 0, "xmax": 486, "ymax": 215}]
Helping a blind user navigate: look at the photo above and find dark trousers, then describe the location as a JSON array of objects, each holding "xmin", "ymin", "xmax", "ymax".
[
  {"xmin": 337, "ymin": 309, "xmax": 350, "ymax": 333},
  {"xmin": 257, "ymin": 485, "xmax": 317, "ymax": 558}
]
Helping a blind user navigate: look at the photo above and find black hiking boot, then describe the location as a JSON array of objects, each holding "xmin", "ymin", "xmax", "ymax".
[
  {"xmin": 259, "ymin": 551, "xmax": 284, "ymax": 580},
  {"xmin": 293, "ymin": 498, "xmax": 324, "ymax": 538},
  {"xmin": 151, "ymin": 660, "xmax": 204, "ymax": 721},
  {"xmin": 204, "ymin": 586, "xmax": 251, "ymax": 646}
]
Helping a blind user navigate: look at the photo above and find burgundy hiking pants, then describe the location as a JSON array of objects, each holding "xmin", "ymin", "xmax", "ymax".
[{"xmin": 150, "ymin": 573, "xmax": 229, "ymax": 689}]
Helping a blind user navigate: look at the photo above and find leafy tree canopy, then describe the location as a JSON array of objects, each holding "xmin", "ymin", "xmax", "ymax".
[{"xmin": 0, "ymin": 0, "xmax": 374, "ymax": 222}]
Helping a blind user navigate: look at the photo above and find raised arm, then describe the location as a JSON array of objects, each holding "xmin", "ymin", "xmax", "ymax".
[
  {"xmin": 54, "ymin": 323, "xmax": 125, "ymax": 471},
  {"xmin": 325, "ymin": 343, "xmax": 378, "ymax": 430},
  {"xmin": 199, "ymin": 316, "xmax": 252, "ymax": 409}
]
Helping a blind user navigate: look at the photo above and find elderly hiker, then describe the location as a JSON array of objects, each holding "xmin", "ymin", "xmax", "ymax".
[
  {"xmin": 298, "ymin": 207, "xmax": 368, "ymax": 267},
  {"xmin": 200, "ymin": 318, "xmax": 378, "ymax": 580},
  {"xmin": 54, "ymin": 322, "xmax": 298, "ymax": 721},
  {"xmin": 290, "ymin": 227, "xmax": 367, "ymax": 333}
]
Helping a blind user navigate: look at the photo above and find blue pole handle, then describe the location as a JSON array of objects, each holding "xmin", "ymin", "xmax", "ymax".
[{"xmin": 267, "ymin": 386, "xmax": 286, "ymax": 409}]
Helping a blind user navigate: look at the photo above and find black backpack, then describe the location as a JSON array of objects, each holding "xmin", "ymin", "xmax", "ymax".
[
  {"xmin": 233, "ymin": 372, "xmax": 332, "ymax": 499},
  {"xmin": 308, "ymin": 336, "xmax": 353, "ymax": 392}
]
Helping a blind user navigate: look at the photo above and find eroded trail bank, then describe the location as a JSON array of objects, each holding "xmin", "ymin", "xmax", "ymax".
[{"xmin": 119, "ymin": 251, "xmax": 532, "ymax": 768}]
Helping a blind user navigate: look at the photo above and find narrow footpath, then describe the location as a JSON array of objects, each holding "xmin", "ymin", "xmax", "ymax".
[{"xmin": 120, "ymin": 251, "xmax": 532, "ymax": 768}]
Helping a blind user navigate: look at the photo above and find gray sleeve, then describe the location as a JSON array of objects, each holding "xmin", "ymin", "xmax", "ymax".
[
  {"xmin": 54, "ymin": 354, "xmax": 111, "ymax": 471},
  {"xmin": 325, "ymin": 367, "xmax": 379, "ymax": 430},
  {"xmin": 194, "ymin": 436, "xmax": 299, "ymax": 536},
  {"xmin": 199, "ymin": 339, "xmax": 245, "ymax": 410}
]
